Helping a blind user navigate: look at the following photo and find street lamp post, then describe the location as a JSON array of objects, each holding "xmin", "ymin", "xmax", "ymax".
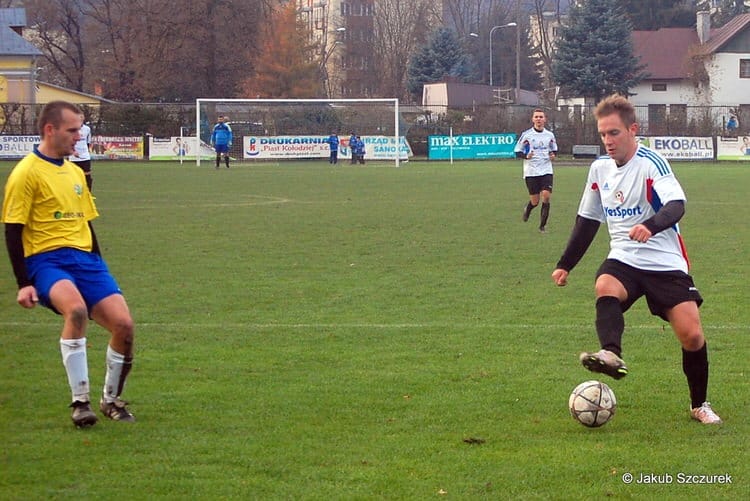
[
  {"xmin": 321, "ymin": 27, "xmax": 346, "ymax": 98},
  {"xmin": 515, "ymin": 21, "xmax": 521, "ymax": 103},
  {"xmin": 488, "ymin": 22, "xmax": 517, "ymax": 88},
  {"xmin": 321, "ymin": 41, "xmax": 342, "ymax": 97}
]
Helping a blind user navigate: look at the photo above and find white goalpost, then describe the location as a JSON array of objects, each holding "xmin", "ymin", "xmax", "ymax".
[{"xmin": 195, "ymin": 98, "xmax": 405, "ymax": 167}]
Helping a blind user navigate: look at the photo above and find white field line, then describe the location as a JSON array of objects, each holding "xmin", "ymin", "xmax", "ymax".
[{"xmin": 100, "ymin": 194, "xmax": 293, "ymax": 210}]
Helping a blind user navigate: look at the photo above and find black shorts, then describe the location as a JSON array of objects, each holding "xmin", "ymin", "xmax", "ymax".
[
  {"xmin": 525, "ymin": 174, "xmax": 553, "ymax": 195},
  {"xmin": 72, "ymin": 160, "xmax": 92, "ymax": 174},
  {"xmin": 596, "ymin": 259, "xmax": 703, "ymax": 321}
]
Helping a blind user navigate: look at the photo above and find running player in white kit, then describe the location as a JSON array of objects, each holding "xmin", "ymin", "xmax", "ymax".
[{"xmin": 551, "ymin": 94, "xmax": 722, "ymax": 424}]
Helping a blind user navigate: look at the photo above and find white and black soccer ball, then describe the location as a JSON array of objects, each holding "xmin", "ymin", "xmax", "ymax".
[{"xmin": 569, "ymin": 380, "xmax": 617, "ymax": 428}]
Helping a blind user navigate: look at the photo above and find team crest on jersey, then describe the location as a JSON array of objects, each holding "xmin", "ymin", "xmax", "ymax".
[
  {"xmin": 74, "ymin": 183, "xmax": 83, "ymax": 196},
  {"xmin": 615, "ymin": 190, "xmax": 625, "ymax": 203}
]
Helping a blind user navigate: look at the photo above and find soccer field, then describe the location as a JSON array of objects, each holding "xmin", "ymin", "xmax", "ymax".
[{"xmin": 0, "ymin": 159, "xmax": 746, "ymax": 499}]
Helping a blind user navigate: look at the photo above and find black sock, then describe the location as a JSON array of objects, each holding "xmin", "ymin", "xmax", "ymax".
[
  {"xmin": 215, "ymin": 154, "xmax": 220, "ymax": 167},
  {"xmin": 683, "ymin": 342, "xmax": 708, "ymax": 409},
  {"xmin": 116, "ymin": 356, "xmax": 133, "ymax": 396},
  {"xmin": 595, "ymin": 296, "xmax": 624, "ymax": 356},
  {"xmin": 524, "ymin": 202, "xmax": 536, "ymax": 217},
  {"xmin": 540, "ymin": 202, "xmax": 550, "ymax": 228}
]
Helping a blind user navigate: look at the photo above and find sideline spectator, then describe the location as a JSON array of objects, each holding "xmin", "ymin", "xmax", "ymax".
[
  {"xmin": 327, "ymin": 132, "xmax": 339, "ymax": 164},
  {"xmin": 355, "ymin": 135, "xmax": 365, "ymax": 165},
  {"xmin": 349, "ymin": 132, "xmax": 357, "ymax": 164},
  {"xmin": 726, "ymin": 114, "xmax": 738, "ymax": 134}
]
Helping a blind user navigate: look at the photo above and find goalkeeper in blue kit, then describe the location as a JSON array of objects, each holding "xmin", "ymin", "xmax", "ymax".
[{"xmin": 211, "ymin": 115, "xmax": 233, "ymax": 169}]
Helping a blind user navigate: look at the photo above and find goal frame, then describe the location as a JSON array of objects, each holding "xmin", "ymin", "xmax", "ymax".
[{"xmin": 195, "ymin": 98, "xmax": 401, "ymax": 167}]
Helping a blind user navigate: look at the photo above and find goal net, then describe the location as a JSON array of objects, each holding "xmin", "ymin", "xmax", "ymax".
[{"xmin": 195, "ymin": 98, "xmax": 409, "ymax": 166}]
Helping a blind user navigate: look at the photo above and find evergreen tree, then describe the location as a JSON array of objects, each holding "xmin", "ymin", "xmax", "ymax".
[
  {"xmin": 407, "ymin": 28, "xmax": 475, "ymax": 99},
  {"xmin": 551, "ymin": 0, "xmax": 647, "ymax": 102}
]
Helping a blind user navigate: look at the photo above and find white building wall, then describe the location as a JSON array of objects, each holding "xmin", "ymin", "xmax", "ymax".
[
  {"xmin": 709, "ymin": 52, "xmax": 750, "ymax": 105},
  {"xmin": 630, "ymin": 81, "xmax": 701, "ymax": 106}
]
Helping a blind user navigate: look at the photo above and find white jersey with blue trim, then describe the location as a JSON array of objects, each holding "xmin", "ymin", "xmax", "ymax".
[
  {"xmin": 514, "ymin": 127, "xmax": 557, "ymax": 177},
  {"xmin": 577, "ymin": 145, "xmax": 689, "ymax": 272}
]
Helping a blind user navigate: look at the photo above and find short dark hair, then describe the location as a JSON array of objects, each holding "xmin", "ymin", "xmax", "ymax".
[
  {"xmin": 594, "ymin": 94, "xmax": 636, "ymax": 128},
  {"xmin": 38, "ymin": 101, "xmax": 82, "ymax": 138}
]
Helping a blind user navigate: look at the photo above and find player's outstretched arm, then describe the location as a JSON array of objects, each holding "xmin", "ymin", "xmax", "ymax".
[{"xmin": 553, "ymin": 216, "xmax": 601, "ymax": 284}]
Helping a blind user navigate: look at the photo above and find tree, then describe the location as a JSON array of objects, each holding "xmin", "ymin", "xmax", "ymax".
[
  {"xmin": 709, "ymin": 0, "xmax": 750, "ymax": 26},
  {"xmin": 441, "ymin": 0, "xmax": 512, "ymax": 36},
  {"xmin": 619, "ymin": 0, "xmax": 696, "ymax": 30},
  {"xmin": 551, "ymin": 0, "xmax": 647, "ymax": 102},
  {"xmin": 24, "ymin": 0, "xmax": 87, "ymax": 91},
  {"xmin": 179, "ymin": 0, "xmax": 275, "ymax": 100},
  {"xmin": 372, "ymin": 0, "xmax": 436, "ymax": 101},
  {"xmin": 443, "ymin": 0, "xmax": 535, "ymax": 91},
  {"xmin": 529, "ymin": 0, "xmax": 565, "ymax": 103},
  {"xmin": 23, "ymin": 0, "xmax": 274, "ymax": 101},
  {"xmin": 239, "ymin": 2, "xmax": 320, "ymax": 98},
  {"xmin": 406, "ymin": 28, "xmax": 475, "ymax": 99}
]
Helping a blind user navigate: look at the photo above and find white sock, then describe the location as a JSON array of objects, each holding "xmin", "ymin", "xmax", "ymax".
[
  {"xmin": 103, "ymin": 345, "xmax": 132, "ymax": 403},
  {"xmin": 60, "ymin": 338, "xmax": 90, "ymax": 402}
]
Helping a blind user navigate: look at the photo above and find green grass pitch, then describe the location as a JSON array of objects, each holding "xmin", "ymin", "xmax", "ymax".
[{"xmin": 0, "ymin": 159, "xmax": 746, "ymax": 499}]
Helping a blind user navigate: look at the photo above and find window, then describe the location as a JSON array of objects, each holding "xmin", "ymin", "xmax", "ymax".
[
  {"xmin": 740, "ymin": 59, "xmax": 750, "ymax": 78},
  {"xmin": 652, "ymin": 83, "xmax": 667, "ymax": 91}
]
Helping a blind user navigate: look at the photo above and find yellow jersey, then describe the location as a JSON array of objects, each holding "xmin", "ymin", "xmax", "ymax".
[{"xmin": 2, "ymin": 150, "xmax": 98, "ymax": 257}]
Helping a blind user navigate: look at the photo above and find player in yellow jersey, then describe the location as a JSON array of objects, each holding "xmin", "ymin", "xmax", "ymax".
[{"xmin": 2, "ymin": 101, "xmax": 136, "ymax": 427}]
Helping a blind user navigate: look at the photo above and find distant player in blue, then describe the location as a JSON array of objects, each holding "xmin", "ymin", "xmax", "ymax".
[
  {"xmin": 349, "ymin": 132, "xmax": 357, "ymax": 164},
  {"xmin": 327, "ymin": 132, "xmax": 339, "ymax": 164},
  {"xmin": 354, "ymin": 135, "xmax": 365, "ymax": 164},
  {"xmin": 210, "ymin": 116, "xmax": 233, "ymax": 169}
]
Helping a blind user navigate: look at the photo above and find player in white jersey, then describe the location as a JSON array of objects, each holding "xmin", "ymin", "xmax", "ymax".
[
  {"xmin": 71, "ymin": 118, "xmax": 93, "ymax": 190},
  {"xmin": 514, "ymin": 109, "xmax": 557, "ymax": 232},
  {"xmin": 551, "ymin": 95, "xmax": 721, "ymax": 424}
]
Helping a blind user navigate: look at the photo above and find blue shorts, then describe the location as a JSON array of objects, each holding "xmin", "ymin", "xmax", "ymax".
[
  {"xmin": 25, "ymin": 248, "xmax": 122, "ymax": 314},
  {"xmin": 214, "ymin": 144, "xmax": 230, "ymax": 154}
]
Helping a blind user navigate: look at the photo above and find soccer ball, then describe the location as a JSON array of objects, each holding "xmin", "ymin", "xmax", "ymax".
[{"xmin": 569, "ymin": 380, "xmax": 617, "ymax": 428}]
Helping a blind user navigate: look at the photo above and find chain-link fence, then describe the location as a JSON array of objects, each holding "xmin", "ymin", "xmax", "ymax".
[
  {"xmin": 403, "ymin": 103, "xmax": 749, "ymax": 156},
  {"xmin": 2, "ymin": 101, "xmax": 747, "ymax": 157},
  {"xmin": 0, "ymin": 102, "xmax": 197, "ymax": 137}
]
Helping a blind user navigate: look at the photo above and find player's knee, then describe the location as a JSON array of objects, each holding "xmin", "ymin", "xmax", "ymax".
[
  {"xmin": 69, "ymin": 306, "xmax": 89, "ymax": 330},
  {"xmin": 111, "ymin": 316, "xmax": 135, "ymax": 346},
  {"xmin": 594, "ymin": 280, "xmax": 626, "ymax": 300},
  {"xmin": 679, "ymin": 329, "xmax": 705, "ymax": 351}
]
